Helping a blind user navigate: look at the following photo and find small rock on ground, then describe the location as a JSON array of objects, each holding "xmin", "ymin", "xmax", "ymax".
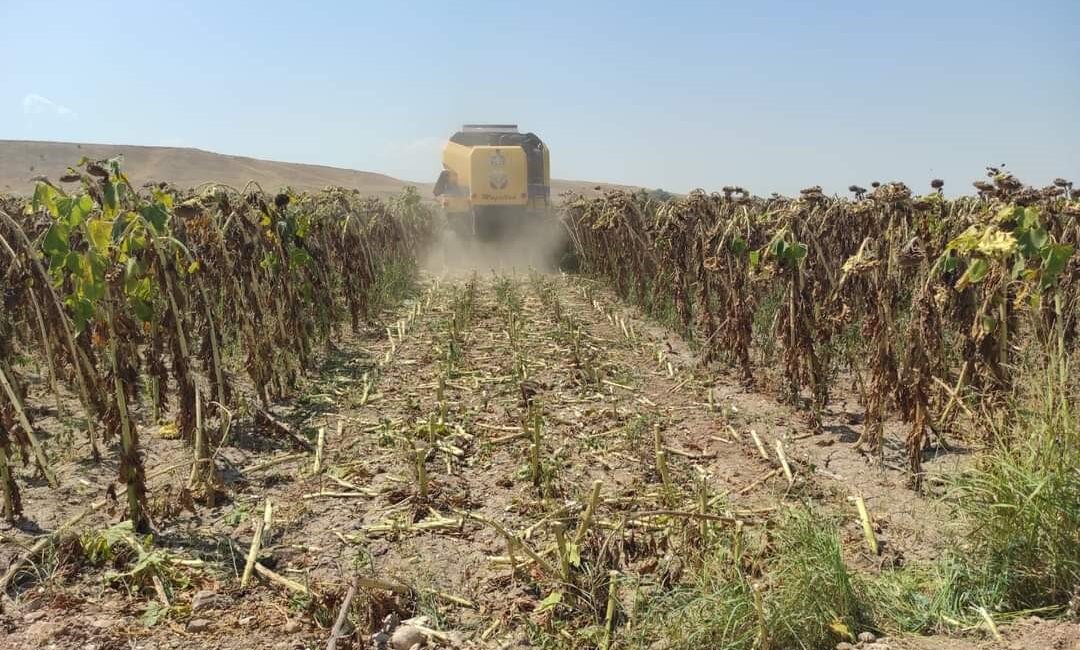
[
  {"xmin": 25, "ymin": 621, "xmax": 64, "ymax": 645},
  {"xmin": 187, "ymin": 618, "xmax": 212, "ymax": 633},
  {"xmin": 192, "ymin": 590, "xmax": 225, "ymax": 612},
  {"xmin": 390, "ymin": 625, "xmax": 425, "ymax": 650}
]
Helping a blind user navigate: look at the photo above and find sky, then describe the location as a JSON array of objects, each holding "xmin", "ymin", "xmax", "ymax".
[{"xmin": 1, "ymin": 0, "xmax": 1078, "ymax": 195}]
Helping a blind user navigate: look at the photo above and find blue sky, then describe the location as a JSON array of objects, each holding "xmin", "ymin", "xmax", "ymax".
[{"xmin": 2, "ymin": 0, "xmax": 1077, "ymax": 195}]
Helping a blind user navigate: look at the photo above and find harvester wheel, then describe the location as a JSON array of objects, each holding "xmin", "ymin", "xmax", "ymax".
[
  {"xmin": 447, "ymin": 212, "xmax": 472, "ymax": 243},
  {"xmin": 473, "ymin": 207, "xmax": 505, "ymax": 242}
]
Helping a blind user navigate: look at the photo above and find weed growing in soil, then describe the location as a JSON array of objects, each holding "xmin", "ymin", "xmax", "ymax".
[
  {"xmin": 947, "ymin": 389, "xmax": 1079, "ymax": 613},
  {"xmin": 765, "ymin": 509, "xmax": 872, "ymax": 648},
  {"xmin": 597, "ymin": 440, "xmax": 1078, "ymax": 650},
  {"xmin": 621, "ymin": 508, "xmax": 873, "ymax": 650}
]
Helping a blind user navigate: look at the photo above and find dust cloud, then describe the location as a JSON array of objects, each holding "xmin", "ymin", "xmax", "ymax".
[{"xmin": 421, "ymin": 212, "xmax": 575, "ymax": 278}]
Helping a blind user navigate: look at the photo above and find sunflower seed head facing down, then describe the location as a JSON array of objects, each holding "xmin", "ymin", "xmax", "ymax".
[
  {"xmin": 176, "ymin": 203, "xmax": 199, "ymax": 219},
  {"xmin": 993, "ymin": 173, "xmax": 1023, "ymax": 192},
  {"xmin": 871, "ymin": 181, "xmax": 881, "ymax": 188},
  {"xmin": 931, "ymin": 179, "xmax": 944, "ymax": 189},
  {"xmin": 871, "ymin": 182, "xmax": 912, "ymax": 203},
  {"xmin": 1013, "ymin": 189, "xmax": 1041, "ymax": 206},
  {"xmin": 799, "ymin": 186, "xmax": 826, "ymax": 204}
]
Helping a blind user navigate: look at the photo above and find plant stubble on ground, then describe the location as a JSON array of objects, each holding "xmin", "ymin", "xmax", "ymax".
[
  {"xmin": 2, "ymin": 260, "xmax": 1073, "ymax": 649},
  {"xmin": 1, "ymin": 166, "xmax": 1077, "ymax": 650}
]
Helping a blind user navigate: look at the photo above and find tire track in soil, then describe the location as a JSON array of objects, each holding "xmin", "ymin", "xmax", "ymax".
[
  {"xmin": 257, "ymin": 271, "xmax": 791, "ymax": 640},
  {"xmin": 250, "ymin": 271, "xmax": 957, "ymax": 642}
]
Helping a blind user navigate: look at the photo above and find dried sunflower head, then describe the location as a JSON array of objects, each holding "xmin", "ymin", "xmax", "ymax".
[
  {"xmin": 993, "ymin": 172, "xmax": 1023, "ymax": 193},
  {"xmin": 912, "ymin": 196, "xmax": 937, "ymax": 210},
  {"xmin": 799, "ymin": 186, "xmax": 825, "ymax": 203},
  {"xmin": 841, "ymin": 250, "xmax": 880, "ymax": 275},
  {"xmin": 175, "ymin": 200, "xmax": 200, "ymax": 220},
  {"xmin": 871, "ymin": 182, "xmax": 912, "ymax": 203},
  {"xmin": 1013, "ymin": 189, "xmax": 1041, "ymax": 206}
]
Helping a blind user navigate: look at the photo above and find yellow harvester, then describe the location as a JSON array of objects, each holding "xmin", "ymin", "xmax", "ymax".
[{"xmin": 433, "ymin": 124, "xmax": 551, "ymax": 241}]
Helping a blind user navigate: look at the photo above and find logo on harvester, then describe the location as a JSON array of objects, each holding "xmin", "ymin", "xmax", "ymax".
[{"xmin": 488, "ymin": 149, "xmax": 509, "ymax": 190}]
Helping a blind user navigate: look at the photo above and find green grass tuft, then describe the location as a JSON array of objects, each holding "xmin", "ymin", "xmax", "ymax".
[
  {"xmin": 764, "ymin": 509, "xmax": 872, "ymax": 649},
  {"xmin": 947, "ymin": 396, "xmax": 1080, "ymax": 613}
]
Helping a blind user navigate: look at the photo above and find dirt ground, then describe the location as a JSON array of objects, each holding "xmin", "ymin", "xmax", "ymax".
[{"xmin": 1, "ymin": 268, "xmax": 1075, "ymax": 649}]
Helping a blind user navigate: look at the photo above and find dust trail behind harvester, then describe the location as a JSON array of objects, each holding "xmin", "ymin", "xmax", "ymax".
[
  {"xmin": 422, "ymin": 211, "xmax": 574, "ymax": 278},
  {"xmin": 423, "ymin": 123, "xmax": 572, "ymax": 279}
]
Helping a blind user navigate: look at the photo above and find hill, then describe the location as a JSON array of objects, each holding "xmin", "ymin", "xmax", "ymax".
[{"xmin": 0, "ymin": 140, "xmax": 635, "ymax": 200}]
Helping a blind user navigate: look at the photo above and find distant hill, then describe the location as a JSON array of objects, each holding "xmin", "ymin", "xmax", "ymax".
[{"xmin": 0, "ymin": 140, "xmax": 636, "ymax": 200}]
